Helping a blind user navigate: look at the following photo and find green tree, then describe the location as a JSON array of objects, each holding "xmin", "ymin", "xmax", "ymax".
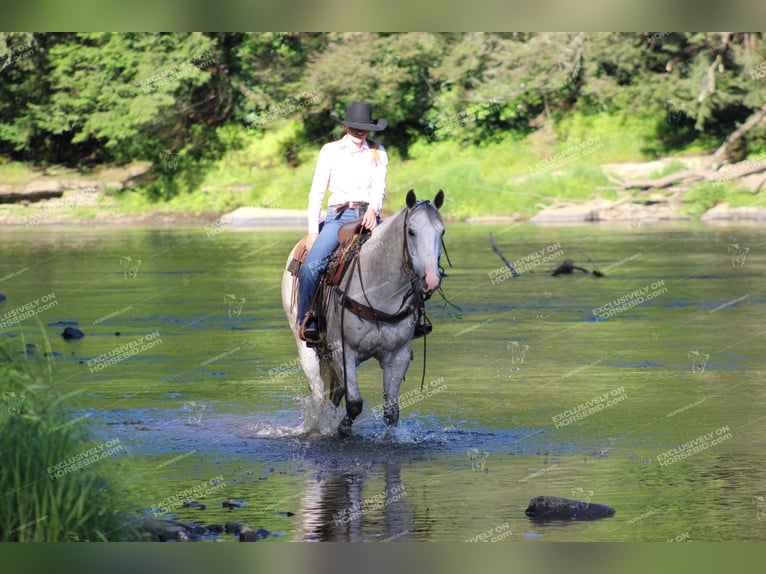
[
  {"xmin": 296, "ymin": 32, "xmax": 449, "ymax": 156},
  {"xmin": 0, "ymin": 32, "xmax": 234, "ymax": 198}
]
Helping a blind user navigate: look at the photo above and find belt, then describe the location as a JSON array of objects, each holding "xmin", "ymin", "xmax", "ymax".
[{"xmin": 332, "ymin": 201, "xmax": 369, "ymax": 215}]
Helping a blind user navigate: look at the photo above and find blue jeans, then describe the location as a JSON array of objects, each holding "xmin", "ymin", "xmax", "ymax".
[{"xmin": 298, "ymin": 207, "xmax": 375, "ymax": 326}]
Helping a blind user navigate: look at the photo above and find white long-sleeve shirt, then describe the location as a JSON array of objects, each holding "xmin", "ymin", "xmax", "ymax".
[{"xmin": 307, "ymin": 135, "xmax": 388, "ymax": 234}]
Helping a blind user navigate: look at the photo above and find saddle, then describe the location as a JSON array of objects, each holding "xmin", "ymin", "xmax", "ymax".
[
  {"xmin": 288, "ymin": 218, "xmax": 370, "ymax": 341},
  {"xmin": 287, "ymin": 218, "xmax": 365, "ymax": 281},
  {"xmin": 289, "ymin": 216, "xmax": 431, "ymax": 345}
]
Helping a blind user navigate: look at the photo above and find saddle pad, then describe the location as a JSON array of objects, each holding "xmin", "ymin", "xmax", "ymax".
[{"xmin": 287, "ymin": 236, "xmax": 309, "ymax": 276}]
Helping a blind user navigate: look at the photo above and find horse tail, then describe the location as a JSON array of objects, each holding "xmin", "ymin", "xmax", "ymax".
[{"xmin": 318, "ymin": 347, "xmax": 344, "ymax": 407}]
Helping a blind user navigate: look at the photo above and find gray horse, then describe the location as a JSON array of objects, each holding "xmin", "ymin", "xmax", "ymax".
[{"xmin": 282, "ymin": 190, "xmax": 446, "ymax": 435}]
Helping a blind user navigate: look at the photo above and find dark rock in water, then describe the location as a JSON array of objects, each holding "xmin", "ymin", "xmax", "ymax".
[
  {"xmin": 276, "ymin": 511, "xmax": 295, "ymax": 517},
  {"xmin": 206, "ymin": 524, "xmax": 224, "ymax": 533},
  {"xmin": 525, "ymin": 495, "xmax": 615, "ymax": 521},
  {"xmin": 183, "ymin": 522, "xmax": 208, "ymax": 537},
  {"xmin": 225, "ymin": 521, "xmax": 245, "ymax": 534},
  {"xmin": 48, "ymin": 320, "xmax": 79, "ymax": 327},
  {"xmin": 0, "ymin": 293, "xmax": 6, "ymax": 302},
  {"xmin": 240, "ymin": 528, "xmax": 270, "ymax": 542},
  {"xmin": 136, "ymin": 516, "xmax": 189, "ymax": 542},
  {"xmin": 182, "ymin": 501, "xmax": 207, "ymax": 510},
  {"xmin": 552, "ymin": 259, "xmax": 604, "ymax": 278},
  {"xmin": 61, "ymin": 326, "xmax": 84, "ymax": 340},
  {"xmin": 115, "ymin": 331, "xmax": 121, "ymax": 336},
  {"xmin": 222, "ymin": 499, "xmax": 247, "ymax": 509},
  {"xmin": 552, "ymin": 259, "xmax": 588, "ymax": 276}
]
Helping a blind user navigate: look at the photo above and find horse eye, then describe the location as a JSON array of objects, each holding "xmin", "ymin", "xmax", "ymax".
[{"xmin": 408, "ymin": 228, "xmax": 416, "ymax": 237}]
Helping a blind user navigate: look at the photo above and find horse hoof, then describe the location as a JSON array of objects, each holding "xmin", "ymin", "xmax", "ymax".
[
  {"xmin": 383, "ymin": 407, "xmax": 399, "ymax": 427},
  {"xmin": 338, "ymin": 417, "xmax": 353, "ymax": 438},
  {"xmin": 383, "ymin": 415, "xmax": 399, "ymax": 427}
]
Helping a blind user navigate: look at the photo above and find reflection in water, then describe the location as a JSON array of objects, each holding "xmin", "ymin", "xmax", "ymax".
[{"xmin": 299, "ymin": 462, "xmax": 412, "ymax": 542}]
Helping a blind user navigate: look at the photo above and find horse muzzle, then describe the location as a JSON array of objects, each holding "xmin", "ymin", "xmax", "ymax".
[{"xmin": 419, "ymin": 270, "xmax": 441, "ymax": 296}]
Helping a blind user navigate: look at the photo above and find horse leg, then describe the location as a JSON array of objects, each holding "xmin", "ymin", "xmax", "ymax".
[
  {"xmin": 381, "ymin": 345, "xmax": 413, "ymax": 426},
  {"xmin": 336, "ymin": 346, "xmax": 363, "ymax": 437},
  {"xmin": 282, "ymin": 265, "xmax": 325, "ymax": 405}
]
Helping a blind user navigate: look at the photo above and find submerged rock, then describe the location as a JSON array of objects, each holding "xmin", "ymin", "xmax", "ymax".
[
  {"xmin": 525, "ymin": 495, "xmax": 615, "ymax": 521},
  {"xmin": 240, "ymin": 528, "xmax": 270, "ymax": 542},
  {"xmin": 61, "ymin": 326, "xmax": 84, "ymax": 340},
  {"xmin": 222, "ymin": 499, "xmax": 247, "ymax": 509},
  {"xmin": 225, "ymin": 521, "xmax": 245, "ymax": 534},
  {"xmin": 136, "ymin": 517, "xmax": 191, "ymax": 542}
]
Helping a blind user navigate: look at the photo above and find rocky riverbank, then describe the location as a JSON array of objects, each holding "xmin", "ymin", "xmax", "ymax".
[
  {"xmin": 2, "ymin": 156, "xmax": 764, "ymax": 227},
  {"xmin": 133, "ymin": 515, "xmax": 286, "ymax": 542}
]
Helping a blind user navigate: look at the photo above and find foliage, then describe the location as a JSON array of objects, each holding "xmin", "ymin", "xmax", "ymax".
[
  {"xmin": 679, "ymin": 181, "xmax": 760, "ymax": 217},
  {"xmin": 0, "ymin": 334, "xmax": 132, "ymax": 541},
  {"xmin": 2, "ymin": 32, "xmax": 766, "ymax": 206}
]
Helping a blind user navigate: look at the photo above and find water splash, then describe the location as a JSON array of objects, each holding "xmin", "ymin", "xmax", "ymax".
[
  {"xmin": 298, "ymin": 397, "xmax": 345, "ymax": 436},
  {"xmin": 234, "ymin": 398, "xmax": 344, "ymax": 439}
]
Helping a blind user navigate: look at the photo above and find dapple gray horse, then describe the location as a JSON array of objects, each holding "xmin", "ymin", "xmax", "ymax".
[{"xmin": 282, "ymin": 190, "xmax": 445, "ymax": 435}]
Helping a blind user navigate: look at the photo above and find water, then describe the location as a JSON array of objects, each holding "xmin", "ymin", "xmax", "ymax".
[{"xmin": 2, "ymin": 222, "xmax": 765, "ymax": 541}]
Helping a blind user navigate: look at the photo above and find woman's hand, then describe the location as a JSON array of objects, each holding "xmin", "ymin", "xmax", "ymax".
[{"xmin": 361, "ymin": 208, "xmax": 378, "ymax": 231}]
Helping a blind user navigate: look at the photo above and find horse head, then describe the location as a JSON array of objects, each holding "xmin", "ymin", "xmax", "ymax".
[{"xmin": 404, "ymin": 189, "xmax": 445, "ymax": 296}]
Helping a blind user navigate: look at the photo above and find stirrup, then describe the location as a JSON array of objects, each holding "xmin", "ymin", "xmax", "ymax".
[{"xmin": 299, "ymin": 313, "xmax": 323, "ymax": 346}]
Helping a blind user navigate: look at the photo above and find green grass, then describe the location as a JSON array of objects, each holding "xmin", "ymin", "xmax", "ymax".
[
  {"xmin": 111, "ymin": 112, "xmax": 650, "ymax": 218},
  {"xmin": 4, "ymin": 111, "xmax": 763, "ymax": 220},
  {"xmin": 0, "ymin": 329, "xmax": 134, "ymax": 541},
  {"xmin": 0, "ymin": 160, "xmax": 40, "ymax": 185},
  {"xmin": 680, "ymin": 181, "xmax": 763, "ymax": 217}
]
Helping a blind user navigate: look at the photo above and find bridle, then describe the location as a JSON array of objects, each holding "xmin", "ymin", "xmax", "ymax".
[{"xmin": 335, "ymin": 200, "xmax": 448, "ymax": 392}]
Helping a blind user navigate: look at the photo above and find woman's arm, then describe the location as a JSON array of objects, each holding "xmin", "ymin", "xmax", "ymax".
[{"xmin": 307, "ymin": 144, "xmax": 333, "ymax": 235}]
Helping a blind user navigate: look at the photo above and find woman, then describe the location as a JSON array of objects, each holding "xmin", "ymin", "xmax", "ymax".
[{"xmin": 298, "ymin": 101, "xmax": 388, "ymax": 342}]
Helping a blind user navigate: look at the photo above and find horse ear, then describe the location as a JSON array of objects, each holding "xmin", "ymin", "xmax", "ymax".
[
  {"xmin": 406, "ymin": 189, "xmax": 417, "ymax": 209},
  {"xmin": 434, "ymin": 190, "xmax": 444, "ymax": 210}
]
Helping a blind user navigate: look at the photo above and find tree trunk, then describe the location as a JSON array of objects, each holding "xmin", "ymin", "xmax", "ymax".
[{"xmin": 707, "ymin": 102, "xmax": 766, "ymax": 170}]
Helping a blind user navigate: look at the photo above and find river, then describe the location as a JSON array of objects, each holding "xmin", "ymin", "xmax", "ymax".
[{"xmin": 1, "ymin": 221, "xmax": 765, "ymax": 541}]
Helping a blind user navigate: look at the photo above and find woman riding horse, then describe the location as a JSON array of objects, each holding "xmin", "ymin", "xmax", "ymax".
[{"xmin": 298, "ymin": 101, "xmax": 388, "ymax": 343}]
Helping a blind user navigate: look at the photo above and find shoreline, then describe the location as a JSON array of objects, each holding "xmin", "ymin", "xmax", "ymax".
[
  {"xmin": 3, "ymin": 154, "xmax": 765, "ymax": 228},
  {"xmin": 2, "ymin": 201, "xmax": 765, "ymax": 229}
]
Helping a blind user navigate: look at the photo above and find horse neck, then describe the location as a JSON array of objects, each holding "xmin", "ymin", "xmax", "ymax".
[{"xmin": 349, "ymin": 209, "xmax": 413, "ymax": 309}]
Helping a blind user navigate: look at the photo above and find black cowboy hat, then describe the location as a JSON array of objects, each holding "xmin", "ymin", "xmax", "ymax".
[{"xmin": 330, "ymin": 101, "xmax": 388, "ymax": 132}]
